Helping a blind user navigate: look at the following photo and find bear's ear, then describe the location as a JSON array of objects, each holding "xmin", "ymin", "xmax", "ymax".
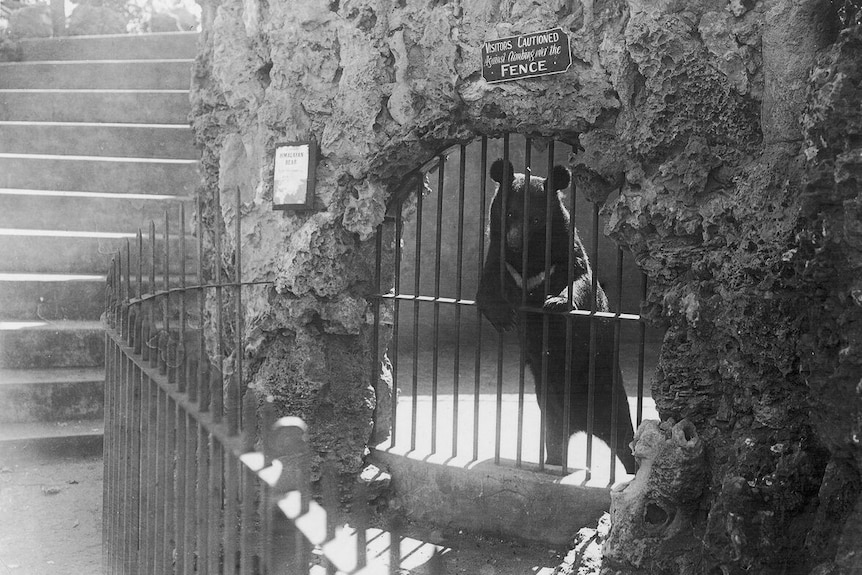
[
  {"xmin": 490, "ymin": 159, "xmax": 515, "ymax": 185},
  {"xmin": 548, "ymin": 165, "xmax": 571, "ymax": 191}
]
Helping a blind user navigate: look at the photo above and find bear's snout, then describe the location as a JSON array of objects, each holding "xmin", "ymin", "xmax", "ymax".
[{"xmin": 506, "ymin": 226, "xmax": 523, "ymax": 251}]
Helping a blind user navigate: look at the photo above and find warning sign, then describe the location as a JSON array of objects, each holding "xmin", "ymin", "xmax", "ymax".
[{"xmin": 482, "ymin": 27, "xmax": 572, "ymax": 84}]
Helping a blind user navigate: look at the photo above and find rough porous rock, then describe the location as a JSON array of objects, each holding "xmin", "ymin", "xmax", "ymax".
[
  {"xmin": 7, "ymin": 4, "xmax": 52, "ymax": 38},
  {"xmin": 66, "ymin": 5, "xmax": 128, "ymax": 36},
  {"xmin": 191, "ymin": 0, "xmax": 862, "ymax": 567},
  {"xmin": 603, "ymin": 419, "xmax": 706, "ymax": 572}
]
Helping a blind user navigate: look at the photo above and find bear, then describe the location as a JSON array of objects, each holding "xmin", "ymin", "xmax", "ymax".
[{"xmin": 475, "ymin": 158, "xmax": 637, "ymax": 474}]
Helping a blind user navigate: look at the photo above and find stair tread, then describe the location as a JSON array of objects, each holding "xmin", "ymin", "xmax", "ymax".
[
  {"xmin": 0, "ymin": 58, "xmax": 194, "ymax": 65},
  {"xmin": 0, "ymin": 367, "xmax": 103, "ymax": 386},
  {"xmin": 0, "ymin": 272, "xmax": 106, "ymax": 281},
  {"xmin": 0, "ymin": 88, "xmax": 188, "ymax": 94},
  {"xmin": 0, "ymin": 187, "xmax": 193, "ymax": 201},
  {"xmin": 0, "ymin": 419, "xmax": 103, "ymax": 442},
  {"xmin": 0, "ymin": 152, "xmax": 197, "ymax": 164},
  {"xmin": 0, "ymin": 120, "xmax": 189, "ymax": 130},
  {"xmin": 0, "ymin": 320, "xmax": 103, "ymax": 330},
  {"xmin": 17, "ymin": 32, "xmax": 198, "ymax": 61}
]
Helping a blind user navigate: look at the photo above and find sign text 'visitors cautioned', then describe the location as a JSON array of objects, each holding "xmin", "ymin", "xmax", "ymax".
[{"xmin": 482, "ymin": 27, "xmax": 571, "ymax": 83}]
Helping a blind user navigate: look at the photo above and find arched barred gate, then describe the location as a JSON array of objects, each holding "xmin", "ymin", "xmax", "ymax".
[{"xmin": 370, "ymin": 134, "xmax": 660, "ymax": 484}]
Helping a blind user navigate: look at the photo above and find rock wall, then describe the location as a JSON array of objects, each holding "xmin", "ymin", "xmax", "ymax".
[{"xmin": 190, "ymin": 0, "xmax": 862, "ymax": 570}]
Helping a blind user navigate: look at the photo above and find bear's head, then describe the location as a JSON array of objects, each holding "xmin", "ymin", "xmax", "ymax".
[{"xmin": 489, "ymin": 159, "xmax": 571, "ymax": 252}]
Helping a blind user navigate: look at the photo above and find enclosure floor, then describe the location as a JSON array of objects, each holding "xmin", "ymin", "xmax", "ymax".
[
  {"xmin": 0, "ymin": 456, "xmax": 103, "ymax": 575},
  {"xmin": 378, "ymin": 338, "xmax": 660, "ymax": 486}
]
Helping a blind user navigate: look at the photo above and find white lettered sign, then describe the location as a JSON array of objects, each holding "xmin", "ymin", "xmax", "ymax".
[
  {"xmin": 482, "ymin": 27, "xmax": 572, "ymax": 83},
  {"xmin": 273, "ymin": 142, "xmax": 316, "ymax": 210}
]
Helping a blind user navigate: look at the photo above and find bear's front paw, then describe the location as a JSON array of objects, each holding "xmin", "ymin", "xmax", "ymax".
[{"xmin": 543, "ymin": 296, "xmax": 574, "ymax": 313}]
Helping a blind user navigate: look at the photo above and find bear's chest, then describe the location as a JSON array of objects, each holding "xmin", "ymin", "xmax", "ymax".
[{"xmin": 502, "ymin": 262, "xmax": 557, "ymax": 304}]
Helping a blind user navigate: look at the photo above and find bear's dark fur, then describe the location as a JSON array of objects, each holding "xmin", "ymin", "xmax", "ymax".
[{"xmin": 476, "ymin": 159, "xmax": 636, "ymax": 474}]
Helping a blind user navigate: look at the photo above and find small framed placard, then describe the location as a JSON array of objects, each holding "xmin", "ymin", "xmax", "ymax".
[{"xmin": 273, "ymin": 141, "xmax": 317, "ymax": 210}]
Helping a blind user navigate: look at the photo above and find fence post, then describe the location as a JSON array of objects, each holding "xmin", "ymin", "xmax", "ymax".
[{"xmin": 264, "ymin": 415, "xmax": 310, "ymax": 574}]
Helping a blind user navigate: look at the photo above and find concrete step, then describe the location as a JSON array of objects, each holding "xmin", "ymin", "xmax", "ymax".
[
  {"xmin": 0, "ymin": 60, "xmax": 194, "ymax": 90},
  {"xmin": 0, "ymin": 233, "xmax": 198, "ymax": 274},
  {"xmin": 0, "ymin": 368, "xmax": 103, "ymax": 423},
  {"xmin": 0, "ymin": 189, "xmax": 192, "ymax": 234},
  {"xmin": 17, "ymin": 32, "xmax": 198, "ymax": 61},
  {"xmin": 0, "ymin": 320, "xmax": 104, "ymax": 368},
  {"xmin": 0, "ymin": 154, "xmax": 199, "ymax": 195},
  {"xmin": 0, "ymin": 419, "xmax": 103, "ymax": 462},
  {"xmin": 0, "ymin": 273, "xmax": 202, "ymax": 321},
  {"xmin": 0, "ymin": 89, "xmax": 191, "ymax": 124},
  {"xmin": 0, "ymin": 274, "xmax": 105, "ymax": 320},
  {"xmin": 0, "ymin": 121, "xmax": 197, "ymax": 159}
]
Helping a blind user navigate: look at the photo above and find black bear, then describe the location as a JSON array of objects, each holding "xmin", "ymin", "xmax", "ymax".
[{"xmin": 476, "ymin": 159, "xmax": 636, "ymax": 474}]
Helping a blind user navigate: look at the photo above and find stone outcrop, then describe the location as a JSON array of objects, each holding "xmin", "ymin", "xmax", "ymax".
[{"xmin": 190, "ymin": 0, "xmax": 862, "ymax": 570}]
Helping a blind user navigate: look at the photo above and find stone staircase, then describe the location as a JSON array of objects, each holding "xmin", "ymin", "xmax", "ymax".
[{"xmin": 0, "ymin": 32, "xmax": 199, "ymax": 461}]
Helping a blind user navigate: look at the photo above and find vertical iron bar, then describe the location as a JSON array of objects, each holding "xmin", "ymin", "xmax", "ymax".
[
  {"xmin": 225, "ymin": 456, "xmax": 239, "ymax": 575},
  {"xmin": 225, "ymin": 187, "xmax": 244, "ymax": 574},
  {"xmin": 517, "ymin": 137, "xmax": 532, "ymax": 468},
  {"xmin": 130, "ymin": 362, "xmax": 142, "ymax": 575},
  {"xmin": 155, "ymin": 389, "xmax": 167, "ymax": 575},
  {"xmin": 179, "ymin": 203, "xmax": 187, "ymax": 393},
  {"xmin": 240, "ymin": 466, "xmax": 256, "ymax": 575},
  {"xmin": 585, "ymin": 203, "xmax": 601, "ymax": 482},
  {"xmin": 117, "ymin": 280, "xmax": 127, "ymax": 573},
  {"xmin": 124, "ymin": 239, "xmax": 131, "ymax": 342},
  {"xmin": 390, "ymin": 204, "xmax": 402, "ymax": 449},
  {"xmin": 149, "ymin": 221, "xmax": 158, "ymax": 370},
  {"xmin": 102, "ymin": 260, "xmax": 112, "ymax": 573},
  {"xmin": 610, "ymin": 246, "xmax": 624, "ymax": 485},
  {"xmin": 161, "ymin": 393, "xmax": 175, "ymax": 575},
  {"xmin": 431, "ymin": 154, "xmax": 444, "ymax": 454},
  {"xmin": 539, "ymin": 141, "xmax": 555, "ymax": 472},
  {"xmin": 184, "ymin": 414, "xmax": 198, "ymax": 574},
  {"xmin": 452, "ymin": 144, "xmax": 466, "ymax": 457},
  {"xmin": 146, "ymin": 372, "xmax": 159, "ymax": 573},
  {"xmin": 135, "ymin": 231, "xmax": 143, "ymax": 355},
  {"xmin": 410, "ymin": 178, "xmax": 423, "ymax": 452},
  {"xmin": 371, "ymin": 224, "xmax": 383, "ymax": 449},
  {"xmin": 495, "ymin": 133, "xmax": 510, "ymax": 465},
  {"xmin": 210, "ymin": 186, "xmax": 225, "ymax": 572},
  {"xmin": 197, "ymin": 427, "xmax": 211, "ymax": 575},
  {"xmin": 101, "ymin": 327, "xmax": 108, "ymax": 572},
  {"xmin": 121, "ymin": 246, "xmax": 132, "ymax": 572},
  {"xmin": 562, "ymin": 149, "xmax": 576, "ymax": 475},
  {"xmin": 473, "ymin": 136, "xmax": 487, "ymax": 462},
  {"xmin": 637, "ymin": 273, "xmax": 647, "ymax": 426},
  {"xmin": 105, "ymin": 256, "xmax": 114, "ymax": 572},
  {"xmin": 209, "ymin": 441, "xmax": 224, "ymax": 574},
  {"xmin": 139, "ymin": 334, "xmax": 151, "ymax": 575},
  {"xmin": 162, "ymin": 210, "xmax": 170, "ymax": 377},
  {"xmin": 234, "ymin": 186, "xmax": 244, "ymax": 430},
  {"xmin": 240, "ymin": 393, "xmax": 258, "ymax": 575},
  {"xmin": 176, "ymin": 400, "xmax": 187, "ymax": 575},
  {"xmin": 214, "ymin": 187, "xmax": 224, "ymax": 423},
  {"xmin": 197, "ymin": 194, "xmax": 207, "ymax": 410}
]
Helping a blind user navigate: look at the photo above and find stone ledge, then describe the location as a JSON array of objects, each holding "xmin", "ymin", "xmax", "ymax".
[{"xmin": 370, "ymin": 448, "xmax": 616, "ymax": 546}]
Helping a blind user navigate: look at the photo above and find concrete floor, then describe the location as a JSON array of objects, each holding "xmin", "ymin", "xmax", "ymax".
[
  {"xmin": 378, "ymin": 336, "xmax": 660, "ymax": 486},
  {"xmin": 0, "ymin": 456, "xmax": 103, "ymax": 575}
]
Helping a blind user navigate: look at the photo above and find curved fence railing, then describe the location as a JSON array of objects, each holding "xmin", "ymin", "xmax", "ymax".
[{"xmin": 101, "ymin": 189, "xmax": 443, "ymax": 574}]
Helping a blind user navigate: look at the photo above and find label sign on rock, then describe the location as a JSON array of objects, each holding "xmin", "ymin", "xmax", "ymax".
[{"xmin": 482, "ymin": 27, "xmax": 572, "ymax": 83}]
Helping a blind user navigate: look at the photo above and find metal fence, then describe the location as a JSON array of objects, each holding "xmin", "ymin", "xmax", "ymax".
[
  {"xmin": 101, "ymin": 190, "xmax": 443, "ymax": 574},
  {"xmin": 370, "ymin": 135, "xmax": 656, "ymax": 484}
]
